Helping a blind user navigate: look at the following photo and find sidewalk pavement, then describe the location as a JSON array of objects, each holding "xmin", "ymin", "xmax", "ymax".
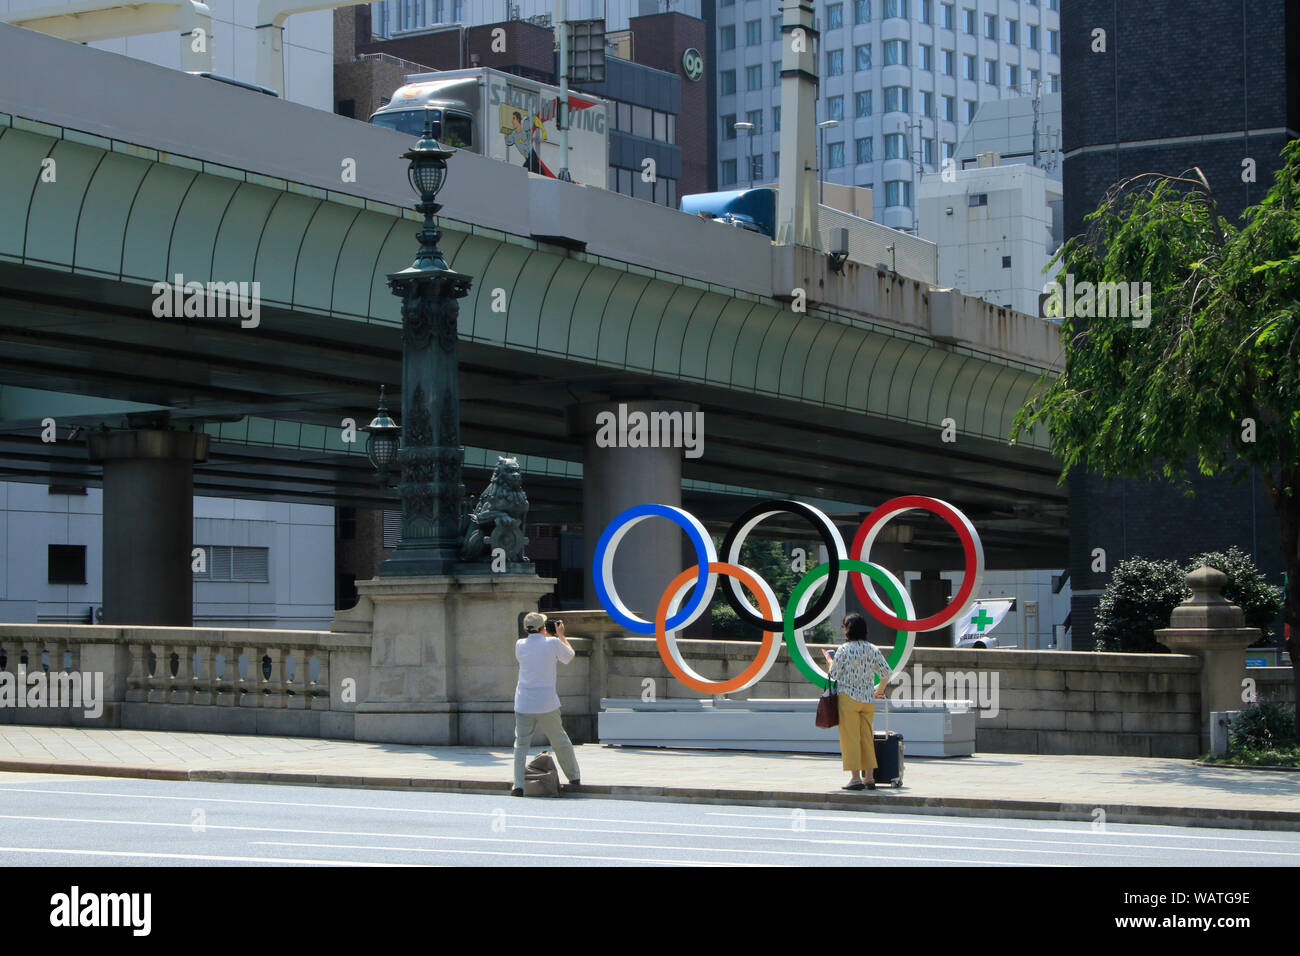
[{"xmin": 1, "ymin": 725, "xmax": 1297, "ymax": 831}]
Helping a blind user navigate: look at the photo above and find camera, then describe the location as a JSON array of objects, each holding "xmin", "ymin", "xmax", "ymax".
[{"xmin": 544, "ymin": 619, "xmax": 561, "ymax": 635}]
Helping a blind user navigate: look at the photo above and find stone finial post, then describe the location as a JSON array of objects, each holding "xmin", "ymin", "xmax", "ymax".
[{"xmin": 1155, "ymin": 565, "xmax": 1261, "ymax": 750}]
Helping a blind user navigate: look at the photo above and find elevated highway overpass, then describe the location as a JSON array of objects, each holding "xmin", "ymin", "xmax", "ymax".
[{"xmin": 0, "ymin": 22, "xmax": 1069, "ymax": 616}]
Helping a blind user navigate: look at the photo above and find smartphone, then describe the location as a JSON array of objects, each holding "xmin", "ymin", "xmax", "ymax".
[{"xmin": 544, "ymin": 619, "xmax": 560, "ymax": 635}]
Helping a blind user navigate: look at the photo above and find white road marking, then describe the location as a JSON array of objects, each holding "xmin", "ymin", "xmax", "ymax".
[
  {"xmin": 250, "ymin": 840, "xmax": 764, "ymax": 866},
  {"xmin": 0, "ymin": 846, "xmax": 414, "ymax": 866}
]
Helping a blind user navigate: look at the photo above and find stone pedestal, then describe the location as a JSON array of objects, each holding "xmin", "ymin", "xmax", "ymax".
[
  {"xmin": 335, "ymin": 572, "xmax": 555, "ymax": 745},
  {"xmin": 1156, "ymin": 565, "xmax": 1261, "ymax": 750}
]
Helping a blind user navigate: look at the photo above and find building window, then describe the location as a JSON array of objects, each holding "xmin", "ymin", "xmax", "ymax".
[
  {"xmin": 828, "ymin": 95, "xmax": 844, "ymax": 121},
  {"xmin": 48, "ymin": 545, "xmax": 87, "ymax": 585},
  {"xmin": 855, "ymin": 44, "xmax": 872, "ymax": 70},
  {"xmin": 1049, "ymin": 0, "xmax": 1058, "ymax": 10},
  {"xmin": 1049, "ymin": 73, "xmax": 1060, "ymax": 93},
  {"xmin": 919, "ymin": 89, "xmax": 934, "ymax": 116},
  {"xmin": 884, "ymin": 133, "xmax": 908, "ymax": 158},
  {"xmin": 746, "ymin": 18, "xmax": 762, "ymax": 44},
  {"xmin": 941, "ymin": 49, "xmax": 955, "ymax": 75},
  {"xmin": 969, "ymin": 192, "xmax": 988, "ymax": 206},
  {"xmin": 633, "ymin": 105, "xmax": 652, "ymax": 138},
  {"xmin": 942, "ymin": 140, "xmax": 955, "ymax": 159},
  {"xmin": 1029, "ymin": 67, "xmax": 1040, "ymax": 89},
  {"xmin": 746, "ymin": 109, "xmax": 763, "ymax": 132},
  {"xmin": 884, "ymin": 40, "xmax": 908, "ymax": 65},
  {"xmin": 855, "ymin": 90, "xmax": 873, "ymax": 117},
  {"xmin": 940, "ymin": 2, "xmax": 954, "ymax": 29},
  {"xmin": 772, "ymin": 14, "xmax": 781, "ymax": 36},
  {"xmin": 1028, "ymin": 24, "xmax": 1039, "ymax": 50},
  {"xmin": 984, "ymin": 58, "xmax": 998, "ymax": 84},
  {"xmin": 827, "ymin": 3, "xmax": 843, "ymax": 29},
  {"xmin": 772, "ymin": 150, "xmax": 779, "ymax": 172},
  {"xmin": 720, "ymin": 69, "xmax": 736, "ymax": 95},
  {"xmin": 751, "ymin": 154, "xmax": 764, "ymax": 180},
  {"xmin": 962, "ymin": 7, "xmax": 976, "ymax": 34},
  {"xmin": 722, "ymin": 113, "xmax": 736, "ymax": 139},
  {"xmin": 921, "ymin": 137, "xmax": 935, "ymax": 165},
  {"xmin": 1048, "ymin": 29, "xmax": 1059, "ymax": 55},
  {"xmin": 963, "ymin": 53, "xmax": 976, "ymax": 80},
  {"xmin": 720, "ymin": 25, "xmax": 735, "ymax": 50},
  {"xmin": 919, "ymin": 0, "xmax": 932, "ymax": 24},
  {"xmin": 883, "ymin": 86, "xmax": 910, "ymax": 112},
  {"xmin": 193, "ymin": 546, "xmax": 270, "ymax": 583},
  {"xmin": 773, "ymin": 60, "xmax": 782, "ymax": 85},
  {"xmin": 942, "ymin": 94, "xmax": 955, "ymax": 121},
  {"xmin": 1006, "ymin": 19, "xmax": 1018, "ymax": 45},
  {"xmin": 983, "ymin": 12, "xmax": 997, "ymax": 39},
  {"xmin": 451, "ymin": 0, "xmax": 462, "ymax": 20},
  {"xmin": 773, "ymin": 105, "xmax": 781, "ymax": 130},
  {"xmin": 855, "ymin": 137, "xmax": 873, "ymax": 163},
  {"xmin": 964, "ymin": 99, "xmax": 978, "ymax": 122},
  {"xmin": 826, "ymin": 49, "xmax": 843, "ymax": 75},
  {"xmin": 885, "ymin": 180, "xmax": 913, "ymax": 207},
  {"xmin": 1007, "ymin": 63, "xmax": 1019, "ymax": 88},
  {"xmin": 746, "ymin": 64, "xmax": 763, "ymax": 89},
  {"xmin": 854, "ymin": 0, "xmax": 871, "ymax": 23},
  {"xmin": 1002, "ymin": 255, "xmax": 1012, "ymax": 268},
  {"xmin": 884, "ymin": 0, "xmax": 908, "ymax": 18},
  {"xmin": 721, "ymin": 159, "xmax": 737, "ymax": 185},
  {"xmin": 828, "ymin": 141, "xmax": 845, "ymax": 168},
  {"xmin": 918, "ymin": 43, "xmax": 933, "ymax": 71}
]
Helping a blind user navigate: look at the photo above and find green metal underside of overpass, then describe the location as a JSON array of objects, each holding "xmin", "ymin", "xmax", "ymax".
[{"xmin": 0, "ymin": 113, "xmax": 1068, "ymax": 566}]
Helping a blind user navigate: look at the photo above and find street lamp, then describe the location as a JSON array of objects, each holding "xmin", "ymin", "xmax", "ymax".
[
  {"xmin": 380, "ymin": 107, "xmax": 474, "ymax": 576},
  {"xmin": 362, "ymin": 385, "xmax": 401, "ymax": 479},
  {"xmin": 818, "ymin": 119, "xmax": 838, "ymax": 204},
  {"xmin": 733, "ymin": 120, "xmax": 755, "ymax": 189}
]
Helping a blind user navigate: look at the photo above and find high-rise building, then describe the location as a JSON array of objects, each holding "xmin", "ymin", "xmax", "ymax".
[
  {"xmin": 1061, "ymin": 0, "xmax": 1299, "ymax": 647},
  {"xmin": 715, "ymin": 0, "xmax": 1059, "ymax": 229}
]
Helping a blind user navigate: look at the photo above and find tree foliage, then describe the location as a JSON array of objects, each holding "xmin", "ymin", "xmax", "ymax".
[
  {"xmin": 709, "ymin": 537, "xmax": 836, "ymax": 644},
  {"xmin": 1012, "ymin": 141, "xmax": 1300, "ymax": 733}
]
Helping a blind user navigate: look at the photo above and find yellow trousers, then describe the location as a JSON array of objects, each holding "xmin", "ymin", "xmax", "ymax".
[{"xmin": 837, "ymin": 694, "xmax": 877, "ymax": 773}]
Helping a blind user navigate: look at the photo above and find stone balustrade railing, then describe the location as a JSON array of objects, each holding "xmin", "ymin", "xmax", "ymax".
[{"xmin": 0, "ymin": 624, "xmax": 370, "ymax": 737}]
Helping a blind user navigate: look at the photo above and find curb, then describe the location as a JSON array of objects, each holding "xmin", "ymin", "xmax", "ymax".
[
  {"xmin": 1193, "ymin": 760, "xmax": 1300, "ymax": 773},
  {"xmin": 3, "ymin": 759, "xmax": 1299, "ymax": 831}
]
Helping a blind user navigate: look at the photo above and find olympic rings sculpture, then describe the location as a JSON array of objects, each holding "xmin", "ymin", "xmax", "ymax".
[{"xmin": 593, "ymin": 496, "xmax": 984, "ymax": 695}]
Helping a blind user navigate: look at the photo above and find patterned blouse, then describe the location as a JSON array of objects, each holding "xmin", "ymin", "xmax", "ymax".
[{"xmin": 827, "ymin": 639, "xmax": 893, "ymax": 702}]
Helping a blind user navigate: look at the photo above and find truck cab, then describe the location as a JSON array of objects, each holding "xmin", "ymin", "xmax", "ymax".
[{"xmin": 369, "ymin": 75, "xmax": 477, "ymax": 150}]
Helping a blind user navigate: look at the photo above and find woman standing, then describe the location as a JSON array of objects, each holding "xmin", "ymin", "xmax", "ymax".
[{"xmin": 821, "ymin": 612, "xmax": 893, "ymax": 790}]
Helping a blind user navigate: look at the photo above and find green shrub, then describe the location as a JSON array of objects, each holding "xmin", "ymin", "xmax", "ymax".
[
  {"xmin": 1229, "ymin": 699, "xmax": 1297, "ymax": 751},
  {"xmin": 1093, "ymin": 547, "xmax": 1283, "ymax": 653}
]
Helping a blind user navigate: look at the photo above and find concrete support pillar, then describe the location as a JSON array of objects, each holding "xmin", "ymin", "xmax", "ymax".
[
  {"xmin": 1157, "ymin": 565, "xmax": 1261, "ymax": 750},
  {"xmin": 567, "ymin": 400, "xmax": 698, "ymax": 619},
  {"xmin": 255, "ymin": 21, "xmax": 286, "ymax": 95},
  {"xmin": 87, "ymin": 429, "xmax": 209, "ymax": 626}
]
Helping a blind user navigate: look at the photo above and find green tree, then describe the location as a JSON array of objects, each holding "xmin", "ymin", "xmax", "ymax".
[{"xmin": 1012, "ymin": 142, "xmax": 1300, "ymax": 734}]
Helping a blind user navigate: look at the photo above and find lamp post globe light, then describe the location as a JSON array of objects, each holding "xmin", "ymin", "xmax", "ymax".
[
  {"xmin": 362, "ymin": 385, "xmax": 401, "ymax": 478},
  {"xmin": 381, "ymin": 108, "xmax": 474, "ymax": 576}
]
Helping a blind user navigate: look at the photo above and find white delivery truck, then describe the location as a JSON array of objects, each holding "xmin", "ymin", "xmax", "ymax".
[{"xmin": 370, "ymin": 68, "xmax": 610, "ymax": 189}]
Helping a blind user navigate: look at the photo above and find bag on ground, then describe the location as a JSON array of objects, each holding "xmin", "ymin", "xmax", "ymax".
[{"xmin": 524, "ymin": 750, "xmax": 560, "ymax": 797}]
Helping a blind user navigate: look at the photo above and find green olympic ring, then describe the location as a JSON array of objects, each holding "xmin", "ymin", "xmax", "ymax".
[{"xmin": 783, "ymin": 559, "xmax": 914, "ymax": 691}]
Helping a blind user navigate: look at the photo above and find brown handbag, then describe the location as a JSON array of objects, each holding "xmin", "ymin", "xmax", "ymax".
[{"xmin": 815, "ymin": 680, "xmax": 839, "ymax": 728}]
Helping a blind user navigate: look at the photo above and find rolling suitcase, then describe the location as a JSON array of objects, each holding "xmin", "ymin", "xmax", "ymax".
[{"xmin": 872, "ymin": 699, "xmax": 904, "ymax": 788}]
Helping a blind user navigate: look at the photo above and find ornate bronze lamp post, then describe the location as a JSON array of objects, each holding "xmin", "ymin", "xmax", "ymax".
[{"xmin": 380, "ymin": 111, "xmax": 473, "ymax": 576}]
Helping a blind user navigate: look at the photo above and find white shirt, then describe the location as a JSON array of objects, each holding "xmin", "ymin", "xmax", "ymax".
[{"xmin": 514, "ymin": 632, "xmax": 575, "ymax": 714}]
